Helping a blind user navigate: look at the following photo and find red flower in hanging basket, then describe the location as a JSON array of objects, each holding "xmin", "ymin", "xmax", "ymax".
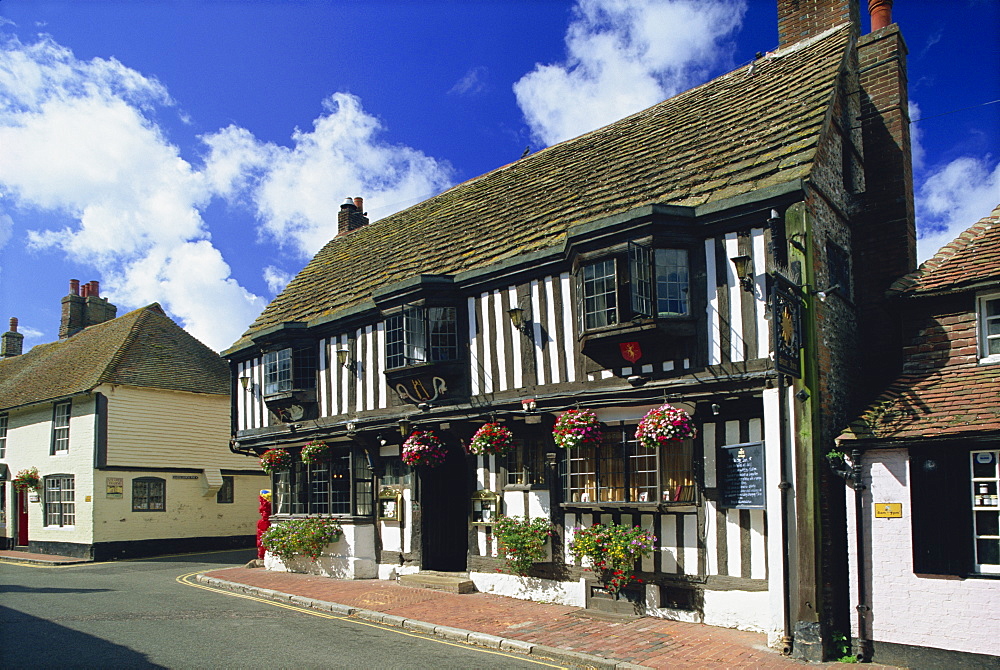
[
  {"xmin": 634, "ymin": 403, "xmax": 697, "ymax": 448},
  {"xmin": 12, "ymin": 467, "xmax": 41, "ymax": 491},
  {"xmin": 467, "ymin": 422, "xmax": 514, "ymax": 456},
  {"xmin": 401, "ymin": 430, "xmax": 448, "ymax": 467},
  {"xmin": 552, "ymin": 409, "xmax": 602, "ymax": 449},
  {"xmin": 260, "ymin": 448, "xmax": 292, "ymax": 474}
]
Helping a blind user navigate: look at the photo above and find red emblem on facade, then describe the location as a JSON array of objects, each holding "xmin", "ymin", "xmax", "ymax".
[{"xmin": 620, "ymin": 341, "xmax": 642, "ymax": 363}]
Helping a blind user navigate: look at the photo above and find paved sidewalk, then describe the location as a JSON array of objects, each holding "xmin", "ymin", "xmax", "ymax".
[
  {"xmin": 198, "ymin": 566, "xmax": 893, "ymax": 670},
  {"xmin": 0, "ymin": 549, "xmax": 91, "ymax": 565}
]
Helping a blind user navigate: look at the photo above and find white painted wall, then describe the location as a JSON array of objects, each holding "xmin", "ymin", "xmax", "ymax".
[
  {"xmin": 847, "ymin": 449, "xmax": 1000, "ymax": 657},
  {"xmin": 266, "ymin": 522, "xmax": 377, "ymax": 579}
]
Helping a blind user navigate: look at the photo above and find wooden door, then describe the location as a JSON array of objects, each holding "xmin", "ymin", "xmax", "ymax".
[
  {"xmin": 420, "ymin": 441, "xmax": 469, "ymax": 571},
  {"xmin": 16, "ymin": 488, "xmax": 29, "ymax": 546}
]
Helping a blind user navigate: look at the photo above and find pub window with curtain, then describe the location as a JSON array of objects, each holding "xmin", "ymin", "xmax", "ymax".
[{"xmin": 565, "ymin": 422, "xmax": 695, "ymax": 504}]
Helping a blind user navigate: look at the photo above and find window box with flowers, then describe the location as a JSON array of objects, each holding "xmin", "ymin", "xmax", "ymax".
[
  {"xmin": 570, "ymin": 522, "xmax": 656, "ymax": 598},
  {"xmin": 401, "ymin": 430, "xmax": 448, "ymax": 467}
]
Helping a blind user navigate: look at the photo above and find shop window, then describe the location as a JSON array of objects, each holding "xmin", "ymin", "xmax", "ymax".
[
  {"xmin": 216, "ymin": 476, "xmax": 234, "ymax": 504},
  {"xmin": 972, "ymin": 449, "xmax": 999, "ymax": 574},
  {"xmin": 132, "ymin": 477, "xmax": 166, "ymax": 512},
  {"xmin": 273, "ymin": 449, "xmax": 373, "ymax": 516},
  {"xmin": 51, "ymin": 400, "xmax": 71, "ymax": 454},
  {"xmin": 385, "ymin": 305, "xmax": 457, "ymax": 369},
  {"xmin": 504, "ymin": 438, "xmax": 547, "ymax": 486},
  {"xmin": 44, "ymin": 475, "xmax": 75, "ymax": 526},
  {"xmin": 565, "ymin": 423, "xmax": 695, "ymax": 504},
  {"xmin": 978, "ymin": 293, "xmax": 1000, "ymax": 363}
]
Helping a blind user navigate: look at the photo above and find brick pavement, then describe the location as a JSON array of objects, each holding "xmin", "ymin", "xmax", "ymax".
[{"xmin": 200, "ymin": 567, "xmax": 895, "ymax": 669}]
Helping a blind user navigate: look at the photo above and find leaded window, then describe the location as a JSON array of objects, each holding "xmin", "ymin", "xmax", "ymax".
[
  {"xmin": 386, "ymin": 305, "xmax": 457, "ymax": 369},
  {"xmin": 132, "ymin": 477, "xmax": 166, "ymax": 511}
]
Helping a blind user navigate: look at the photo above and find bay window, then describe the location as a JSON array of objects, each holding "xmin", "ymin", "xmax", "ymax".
[
  {"xmin": 273, "ymin": 449, "xmax": 373, "ymax": 517},
  {"xmin": 386, "ymin": 305, "xmax": 457, "ymax": 369},
  {"xmin": 263, "ymin": 345, "xmax": 317, "ymax": 396}
]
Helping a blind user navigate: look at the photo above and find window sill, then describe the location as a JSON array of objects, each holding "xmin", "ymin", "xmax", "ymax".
[
  {"xmin": 560, "ymin": 502, "xmax": 698, "ymax": 513},
  {"xmin": 503, "ymin": 484, "xmax": 549, "ymax": 492},
  {"xmin": 270, "ymin": 514, "xmax": 373, "ymax": 524}
]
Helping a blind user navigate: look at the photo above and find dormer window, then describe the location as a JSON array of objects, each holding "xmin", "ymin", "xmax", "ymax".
[
  {"xmin": 577, "ymin": 244, "xmax": 690, "ymax": 334},
  {"xmin": 979, "ymin": 293, "xmax": 1000, "ymax": 364},
  {"xmin": 386, "ymin": 305, "xmax": 457, "ymax": 370}
]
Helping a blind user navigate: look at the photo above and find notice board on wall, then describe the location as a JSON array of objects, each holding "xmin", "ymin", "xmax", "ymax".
[{"xmin": 718, "ymin": 441, "xmax": 766, "ymax": 509}]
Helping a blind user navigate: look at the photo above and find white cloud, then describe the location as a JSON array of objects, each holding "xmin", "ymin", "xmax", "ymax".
[
  {"xmin": 0, "ymin": 33, "xmax": 261, "ymax": 351},
  {"xmin": 915, "ymin": 155, "xmax": 1000, "ymax": 262},
  {"xmin": 201, "ymin": 92, "xmax": 454, "ymax": 259},
  {"xmin": 449, "ymin": 67, "xmax": 488, "ymax": 96},
  {"xmin": 263, "ymin": 265, "xmax": 293, "ymax": 295},
  {"xmin": 513, "ymin": 0, "xmax": 746, "ymax": 146}
]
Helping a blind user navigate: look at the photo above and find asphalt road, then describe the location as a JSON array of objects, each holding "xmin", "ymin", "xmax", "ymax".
[{"xmin": 0, "ymin": 549, "xmax": 559, "ymax": 669}]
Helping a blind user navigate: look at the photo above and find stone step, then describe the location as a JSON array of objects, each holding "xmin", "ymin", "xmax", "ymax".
[{"xmin": 398, "ymin": 571, "xmax": 476, "ymax": 594}]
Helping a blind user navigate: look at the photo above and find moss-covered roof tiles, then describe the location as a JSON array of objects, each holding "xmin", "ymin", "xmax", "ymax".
[
  {"xmin": 230, "ymin": 26, "xmax": 853, "ymax": 353},
  {"xmin": 0, "ymin": 304, "xmax": 229, "ymax": 411}
]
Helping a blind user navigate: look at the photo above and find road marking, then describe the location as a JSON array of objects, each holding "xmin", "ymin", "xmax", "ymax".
[
  {"xmin": 0, "ymin": 549, "xmax": 250, "ymax": 569},
  {"xmin": 176, "ymin": 570, "xmax": 566, "ymax": 668}
]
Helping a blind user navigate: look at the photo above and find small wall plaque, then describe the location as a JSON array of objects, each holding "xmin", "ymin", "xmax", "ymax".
[
  {"xmin": 378, "ymin": 488, "xmax": 402, "ymax": 522},
  {"xmin": 874, "ymin": 502, "xmax": 902, "ymax": 518},
  {"xmin": 471, "ymin": 489, "xmax": 498, "ymax": 525}
]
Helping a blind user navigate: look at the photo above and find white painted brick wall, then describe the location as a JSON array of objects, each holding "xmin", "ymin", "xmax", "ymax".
[{"xmin": 846, "ymin": 449, "xmax": 1000, "ymax": 657}]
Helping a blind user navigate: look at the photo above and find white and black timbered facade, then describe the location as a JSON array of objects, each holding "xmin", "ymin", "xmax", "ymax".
[{"xmin": 224, "ymin": 1, "xmax": 918, "ymax": 658}]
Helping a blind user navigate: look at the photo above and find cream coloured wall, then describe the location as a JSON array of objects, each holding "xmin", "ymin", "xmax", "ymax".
[
  {"xmin": 92, "ymin": 471, "xmax": 261, "ymax": 543},
  {"xmin": 0, "ymin": 395, "xmax": 97, "ymax": 546},
  {"xmin": 101, "ymin": 384, "xmax": 254, "ymax": 470}
]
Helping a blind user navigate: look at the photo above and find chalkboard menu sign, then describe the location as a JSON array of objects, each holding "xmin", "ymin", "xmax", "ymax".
[{"xmin": 719, "ymin": 442, "xmax": 766, "ymax": 509}]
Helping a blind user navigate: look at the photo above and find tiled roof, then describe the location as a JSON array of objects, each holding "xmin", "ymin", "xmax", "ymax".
[
  {"xmin": 228, "ymin": 26, "xmax": 854, "ymax": 353},
  {"xmin": 842, "ymin": 205, "xmax": 1000, "ymax": 443},
  {"xmin": 889, "ymin": 204, "xmax": 1000, "ymax": 296},
  {"xmin": 841, "ymin": 366, "xmax": 1000, "ymax": 442},
  {"xmin": 0, "ymin": 304, "xmax": 229, "ymax": 411}
]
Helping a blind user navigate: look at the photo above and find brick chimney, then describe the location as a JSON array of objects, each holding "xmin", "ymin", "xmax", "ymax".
[
  {"xmin": 852, "ymin": 0, "xmax": 914, "ymax": 398},
  {"xmin": 60, "ymin": 279, "xmax": 118, "ymax": 339},
  {"xmin": 1, "ymin": 317, "xmax": 24, "ymax": 358},
  {"xmin": 777, "ymin": 0, "xmax": 860, "ymax": 48},
  {"xmin": 337, "ymin": 197, "xmax": 369, "ymax": 236}
]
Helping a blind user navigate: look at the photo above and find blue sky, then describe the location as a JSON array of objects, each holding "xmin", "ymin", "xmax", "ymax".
[{"xmin": 1, "ymin": 0, "xmax": 998, "ymax": 353}]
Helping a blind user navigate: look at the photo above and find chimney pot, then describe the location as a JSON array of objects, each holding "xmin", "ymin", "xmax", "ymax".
[
  {"xmin": 341, "ymin": 198, "xmax": 356, "ymax": 210},
  {"xmin": 869, "ymin": 0, "xmax": 893, "ymax": 31},
  {"xmin": 89, "ymin": 280, "xmax": 100, "ymax": 297},
  {"xmin": 1, "ymin": 315, "xmax": 24, "ymax": 358},
  {"xmin": 69, "ymin": 279, "xmax": 80, "ymax": 296},
  {"xmin": 353, "ymin": 196, "xmax": 364, "ymax": 213},
  {"xmin": 9, "ymin": 317, "xmax": 17, "ymax": 332}
]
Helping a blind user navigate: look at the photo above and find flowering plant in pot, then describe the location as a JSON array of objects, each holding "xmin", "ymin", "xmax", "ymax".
[
  {"xmin": 401, "ymin": 430, "xmax": 448, "ymax": 467},
  {"xmin": 492, "ymin": 515, "xmax": 555, "ymax": 576},
  {"xmin": 569, "ymin": 522, "xmax": 656, "ymax": 594},
  {"xmin": 552, "ymin": 409, "xmax": 602, "ymax": 449},
  {"xmin": 259, "ymin": 448, "xmax": 292, "ymax": 474},
  {"xmin": 634, "ymin": 403, "xmax": 697, "ymax": 448},
  {"xmin": 300, "ymin": 440, "xmax": 331, "ymax": 466},
  {"xmin": 467, "ymin": 422, "xmax": 514, "ymax": 456},
  {"xmin": 12, "ymin": 467, "xmax": 41, "ymax": 492},
  {"xmin": 260, "ymin": 516, "xmax": 343, "ymax": 562}
]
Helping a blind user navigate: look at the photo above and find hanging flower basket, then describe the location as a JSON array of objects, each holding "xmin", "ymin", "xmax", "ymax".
[
  {"xmin": 300, "ymin": 440, "xmax": 331, "ymax": 466},
  {"xmin": 401, "ymin": 430, "xmax": 448, "ymax": 467},
  {"xmin": 260, "ymin": 448, "xmax": 292, "ymax": 474},
  {"xmin": 552, "ymin": 409, "xmax": 602, "ymax": 449},
  {"xmin": 12, "ymin": 467, "xmax": 41, "ymax": 492},
  {"xmin": 634, "ymin": 403, "xmax": 697, "ymax": 448},
  {"xmin": 467, "ymin": 422, "xmax": 514, "ymax": 456}
]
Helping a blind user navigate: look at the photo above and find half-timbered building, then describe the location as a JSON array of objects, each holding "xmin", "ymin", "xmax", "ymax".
[{"xmin": 223, "ymin": 0, "xmax": 915, "ymax": 657}]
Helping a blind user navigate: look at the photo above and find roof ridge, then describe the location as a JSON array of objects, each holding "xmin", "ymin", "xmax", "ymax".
[{"xmin": 890, "ymin": 203, "xmax": 1000, "ymax": 294}]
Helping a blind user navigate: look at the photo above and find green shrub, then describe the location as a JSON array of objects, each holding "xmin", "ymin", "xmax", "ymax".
[
  {"xmin": 569, "ymin": 522, "xmax": 656, "ymax": 593},
  {"xmin": 492, "ymin": 515, "xmax": 554, "ymax": 576},
  {"xmin": 261, "ymin": 517, "xmax": 343, "ymax": 562}
]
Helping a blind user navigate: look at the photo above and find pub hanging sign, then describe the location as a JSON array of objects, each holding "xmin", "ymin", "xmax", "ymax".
[{"xmin": 771, "ymin": 274, "xmax": 803, "ymax": 378}]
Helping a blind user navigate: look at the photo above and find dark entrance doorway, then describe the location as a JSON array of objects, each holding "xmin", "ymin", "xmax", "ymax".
[
  {"xmin": 419, "ymin": 440, "xmax": 469, "ymax": 571},
  {"xmin": 16, "ymin": 488, "xmax": 29, "ymax": 546}
]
